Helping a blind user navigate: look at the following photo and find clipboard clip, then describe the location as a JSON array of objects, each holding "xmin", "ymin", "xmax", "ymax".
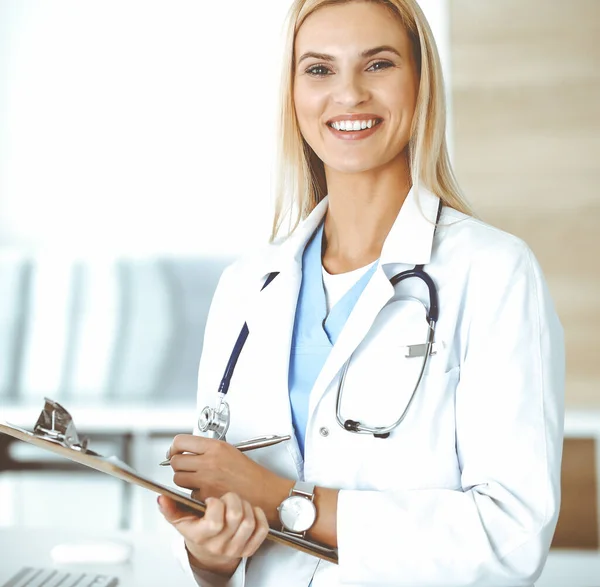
[{"xmin": 33, "ymin": 397, "xmax": 90, "ymax": 452}]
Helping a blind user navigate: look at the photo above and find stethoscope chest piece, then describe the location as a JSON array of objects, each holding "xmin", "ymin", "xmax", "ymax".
[{"xmin": 198, "ymin": 400, "xmax": 230, "ymax": 440}]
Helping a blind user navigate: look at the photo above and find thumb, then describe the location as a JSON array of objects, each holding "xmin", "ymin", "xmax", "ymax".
[{"xmin": 157, "ymin": 495, "xmax": 200, "ymax": 524}]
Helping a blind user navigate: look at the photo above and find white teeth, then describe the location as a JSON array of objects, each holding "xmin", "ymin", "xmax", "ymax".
[{"xmin": 331, "ymin": 119, "xmax": 379, "ymax": 131}]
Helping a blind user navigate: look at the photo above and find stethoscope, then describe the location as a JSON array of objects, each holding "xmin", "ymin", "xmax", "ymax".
[{"xmin": 198, "ymin": 201, "xmax": 443, "ymax": 440}]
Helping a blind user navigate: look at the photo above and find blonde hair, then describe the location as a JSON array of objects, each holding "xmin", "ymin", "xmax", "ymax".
[{"xmin": 271, "ymin": 0, "xmax": 473, "ymax": 240}]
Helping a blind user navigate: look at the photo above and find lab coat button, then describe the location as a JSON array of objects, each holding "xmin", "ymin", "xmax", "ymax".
[{"xmin": 319, "ymin": 427, "xmax": 329, "ymax": 437}]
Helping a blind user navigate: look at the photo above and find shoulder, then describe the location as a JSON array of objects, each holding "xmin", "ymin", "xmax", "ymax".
[
  {"xmin": 437, "ymin": 207, "xmax": 537, "ymax": 279},
  {"xmin": 436, "ymin": 208, "xmax": 560, "ymax": 333},
  {"xmin": 214, "ymin": 239, "xmax": 285, "ymax": 296}
]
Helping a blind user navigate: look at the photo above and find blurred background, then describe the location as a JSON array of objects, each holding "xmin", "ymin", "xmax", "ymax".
[{"xmin": 0, "ymin": 0, "xmax": 598, "ymax": 584}]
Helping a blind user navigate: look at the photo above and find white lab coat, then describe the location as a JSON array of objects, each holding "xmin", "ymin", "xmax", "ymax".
[{"xmin": 179, "ymin": 186, "xmax": 564, "ymax": 587}]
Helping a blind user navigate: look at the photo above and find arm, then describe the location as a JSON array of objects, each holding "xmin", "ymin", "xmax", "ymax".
[{"xmin": 246, "ymin": 481, "xmax": 339, "ymax": 547}]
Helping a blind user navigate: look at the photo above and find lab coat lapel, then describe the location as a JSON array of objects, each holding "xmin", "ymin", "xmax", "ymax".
[
  {"xmin": 308, "ymin": 266, "xmax": 395, "ymax": 415},
  {"xmin": 244, "ymin": 200, "xmax": 329, "ymax": 433},
  {"xmin": 245, "ymin": 261, "xmax": 301, "ymax": 432}
]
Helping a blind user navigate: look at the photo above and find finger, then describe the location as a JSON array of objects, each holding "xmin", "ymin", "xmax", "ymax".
[
  {"xmin": 159, "ymin": 495, "xmax": 231, "ymax": 550},
  {"xmin": 176, "ymin": 496, "xmax": 223, "ymax": 536},
  {"xmin": 208, "ymin": 492, "xmax": 249, "ymax": 552},
  {"xmin": 226, "ymin": 499, "xmax": 257, "ymax": 557},
  {"xmin": 157, "ymin": 495, "xmax": 201, "ymax": 525},
  {"xmin": 193, "ymin": 496, "xmax": 225, "ymax": 539},
  {"xmin": 170, "ymin": 434, "xmax": 212, "ymax": 457},
  {"xmin": 173, "ymin": 471, "xmax": 204, "ymax": 490},
  {"xmin": 197, "ymin": 495, "xmax": 242, "ymax": 549},
  {"xmin": 170, "ymin": 454, "xmax": 204, "ymax": 472},
  {"xmin": 221, "ymin": 492, "xmax": 246, "ymax": 533},
  {"xmin": 241, "ymin": 507, "xmax": 270, "ymax": 558}
]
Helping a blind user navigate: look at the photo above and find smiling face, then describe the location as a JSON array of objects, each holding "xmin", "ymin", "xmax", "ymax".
[{"xmin": 293, "ymin": 1, "xmax": 420, "ymax": 176}]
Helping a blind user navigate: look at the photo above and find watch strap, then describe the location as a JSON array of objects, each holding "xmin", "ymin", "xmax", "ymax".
[{"xmin": 290, "ymin": 481, "xmax": 315, "ymax": 500}]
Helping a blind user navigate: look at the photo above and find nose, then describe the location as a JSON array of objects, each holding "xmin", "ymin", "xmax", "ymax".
[{"xmin": 332, "ymin": 70, "xmax": 370, "ymax": 108}]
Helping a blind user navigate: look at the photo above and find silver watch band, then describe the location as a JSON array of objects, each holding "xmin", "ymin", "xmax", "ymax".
[{"xmin": 290, "ymin": 481, "xmax": 315, "ymax": 500}]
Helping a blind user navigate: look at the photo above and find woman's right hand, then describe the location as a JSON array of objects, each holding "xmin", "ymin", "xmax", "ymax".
[{"xmin": 158, "ymin": 492, "xmax": 270, "ymax": 577}]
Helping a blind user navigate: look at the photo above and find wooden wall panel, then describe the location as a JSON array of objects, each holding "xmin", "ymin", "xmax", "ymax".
[
  {"xmin": 552, "ymin": 438, "xmax": 598, "ymax": 549},
  {"xmin": 450, "ymin": 0, "xmax": 600, "ymax": 408}
]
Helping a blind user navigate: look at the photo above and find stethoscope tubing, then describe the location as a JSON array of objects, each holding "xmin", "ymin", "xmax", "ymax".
[
  {"xmin": 335, "ymin": 202, "xmax": 443, "ymax": 435},
  {"xmin": 218, "ymin": 271, "xmax": 279, "ymax": 396},
  {"xmin": 335, "ymin": 317, "xmax": 436, "ymax": 438},
  {"xmin": 390, "ymin": 268, "xmax": 439, "ymax": 323}
]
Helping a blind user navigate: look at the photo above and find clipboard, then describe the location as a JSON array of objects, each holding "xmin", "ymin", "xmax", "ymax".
[{"xmin": 0, "ymin": 398, "xmax": 338, "ymax": 565}]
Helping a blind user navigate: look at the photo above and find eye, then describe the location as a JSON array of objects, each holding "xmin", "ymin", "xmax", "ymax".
[
  {"xmin": 305, "ymin": 64, "xmax": 332, "ymax": 77},
  {"xmin": 367, "ymin": 60, "xmax": 394, "ymax": 72}
]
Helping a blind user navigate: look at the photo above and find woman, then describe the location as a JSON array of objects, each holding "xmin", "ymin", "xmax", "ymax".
[{"xmin": 159, "ymin": 0, "xmax": 565, "ymax": 585}]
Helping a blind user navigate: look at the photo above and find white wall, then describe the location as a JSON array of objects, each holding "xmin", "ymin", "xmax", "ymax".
[{"xmin": 0, "ymin": 0, "xmax": 449, "ymax": 256}]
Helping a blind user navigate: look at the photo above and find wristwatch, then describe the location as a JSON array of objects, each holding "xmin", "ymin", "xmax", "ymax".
[{"xmin": 277, "ymin": 481, "xmax": 317, "ymax": 537}]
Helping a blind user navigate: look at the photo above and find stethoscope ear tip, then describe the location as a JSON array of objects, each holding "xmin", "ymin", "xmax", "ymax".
[
  {"xmin": 343, "ymin": 419, "xmax": 390, "ymax": 438},
  {"xmin": 343, "ymin": 419, "xmax": 360, "ymax": 432}
]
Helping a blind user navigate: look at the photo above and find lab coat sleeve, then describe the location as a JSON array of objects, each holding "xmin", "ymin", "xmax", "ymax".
[
  {"xmin": 172, "ymin": 535, "xmax": 247, "ymax": 587},
  {"xmin": 171, "ymin": 264, "xmax": 248, "ymax": 587},
  {"xmin": 336, "ymin": 241, "xmax": 565, "ymax": 586}
]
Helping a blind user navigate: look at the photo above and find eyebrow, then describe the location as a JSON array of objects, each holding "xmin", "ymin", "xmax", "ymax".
[{"xmin": 297, "ymin": 45, "xmax": 402, "ymax": 65}]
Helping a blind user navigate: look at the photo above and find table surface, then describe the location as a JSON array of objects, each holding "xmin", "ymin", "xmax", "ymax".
[
  {"xmin": 537, "ymin": 550, "xmax": 600, "ymax": 587},
  {"xmin": 0, "ymin": 527, "xmax": 194, "ymax": 587}
]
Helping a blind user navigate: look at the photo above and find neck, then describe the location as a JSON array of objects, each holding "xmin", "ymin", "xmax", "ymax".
[{"xmin": 321, "ymin": 156, "xmax": 411, "ymax": 275}]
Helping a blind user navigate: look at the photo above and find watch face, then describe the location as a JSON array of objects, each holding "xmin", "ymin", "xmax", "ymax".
[{"xmin": 279, "ymin": 495, "xmax": 316, "ymax": 533}]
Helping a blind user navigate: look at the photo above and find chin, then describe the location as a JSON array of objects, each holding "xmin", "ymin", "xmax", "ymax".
[{"xmin": 325, "ymin": 157, "xmax": 386, "ymax": 175}]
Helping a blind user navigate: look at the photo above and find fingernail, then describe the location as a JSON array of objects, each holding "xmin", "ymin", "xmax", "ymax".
[
  {"xmin": 165, "ymin": 448, "xmax": 170, "ymax": 459},
  {"xmin": 157, "ymin": 496, "xmax": 163, "ymax": 510}
]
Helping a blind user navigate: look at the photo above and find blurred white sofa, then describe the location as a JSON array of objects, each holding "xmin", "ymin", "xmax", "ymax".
[{"xmin": 0, "ymin": 250, "xmax": 231, "ymax": 405}]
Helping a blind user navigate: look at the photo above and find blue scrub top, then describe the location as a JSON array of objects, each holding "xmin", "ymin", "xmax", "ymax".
[{"xmin": 288, "ymin": 222, "xmax": 378, "ymax": 457}]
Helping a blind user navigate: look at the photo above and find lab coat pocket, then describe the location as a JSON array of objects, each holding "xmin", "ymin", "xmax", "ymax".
[{"xmin": 345, "ymin": 363, "xmax": 461, "ymax": 491}]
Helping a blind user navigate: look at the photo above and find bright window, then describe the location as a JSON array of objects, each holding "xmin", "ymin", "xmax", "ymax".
[{"xmin": 0, "ymin": 1, "xmax": 449, "ymax": 255}]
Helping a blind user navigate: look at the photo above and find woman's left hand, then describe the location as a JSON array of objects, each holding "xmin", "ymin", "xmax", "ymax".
[{"xmin": 166, "ymin": 434, "xmax": 292, "ymax": 524}]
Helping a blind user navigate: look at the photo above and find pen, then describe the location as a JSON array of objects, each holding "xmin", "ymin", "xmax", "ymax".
[{"xmin": 159, "ymin": 434, "xmax": 291, "ymax": 466}]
